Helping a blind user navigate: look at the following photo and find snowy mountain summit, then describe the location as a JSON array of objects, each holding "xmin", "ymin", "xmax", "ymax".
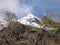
[{"xmin": 18, "ymin": 14, "xmax": 41, "ymax": 28}]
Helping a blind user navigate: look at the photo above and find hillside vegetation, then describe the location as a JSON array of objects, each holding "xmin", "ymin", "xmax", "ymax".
[
  {"xmin": 0, "ymin": 20, "xmax": 60, "ymax": 45},
  {"xmin": 0, "ymin": 11, "xmax": 60, "ymax": 45}
]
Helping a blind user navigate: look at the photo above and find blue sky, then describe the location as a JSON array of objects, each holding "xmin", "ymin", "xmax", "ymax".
[
  {"xmin": 0, "ymin": 0, "xmax": 60, "ymax": 19},
  {"xmin": 19, "ymin": 0, "xmax": 60, "ymax": 18}
]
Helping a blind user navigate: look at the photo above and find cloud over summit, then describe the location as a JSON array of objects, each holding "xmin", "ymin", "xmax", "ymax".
[{"xmin": 0, "ymin": 0, "xmax": 32, "ymax": 16}]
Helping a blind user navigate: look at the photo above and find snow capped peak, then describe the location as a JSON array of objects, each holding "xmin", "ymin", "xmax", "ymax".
[
  {"xmin": 27, "ymin": 14, "xmax": 34, "ymax": 18},
  {"xmin": 21, "ymin": 14, "xmax": 35, "ymax": 20},
  {"xmin": 18, "ymin": 13, "xmax": 41, "ymax": 28}
]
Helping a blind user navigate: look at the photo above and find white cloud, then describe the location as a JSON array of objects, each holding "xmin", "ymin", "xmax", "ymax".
[{"xmin": 0, "ymin": 0, "xmax": 32, "ymax": 16}]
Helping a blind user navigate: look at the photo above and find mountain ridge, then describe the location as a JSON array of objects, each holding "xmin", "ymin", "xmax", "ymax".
[{"xmin": 18, "ymin": 14, "xmax": 41, "ymax": 28}]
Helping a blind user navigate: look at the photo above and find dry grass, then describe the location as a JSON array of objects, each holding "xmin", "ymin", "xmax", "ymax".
[{"xmin": 0, "ymin": 21, "xmax": 60, "ymax": 45}]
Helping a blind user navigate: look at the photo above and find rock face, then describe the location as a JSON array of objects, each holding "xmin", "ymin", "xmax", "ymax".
[
  {"xmin": 18, "ymin": 14, "xmax": 41, "ymax": 28},
  {"xmin": 0, "ymin": 10, "xmax": 17, "ymax": 30}
]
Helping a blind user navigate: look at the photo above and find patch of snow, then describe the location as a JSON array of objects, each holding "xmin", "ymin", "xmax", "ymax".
[{"xmin": 18, "ymin": 13, "xmax": 41, "ymax": 28}]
